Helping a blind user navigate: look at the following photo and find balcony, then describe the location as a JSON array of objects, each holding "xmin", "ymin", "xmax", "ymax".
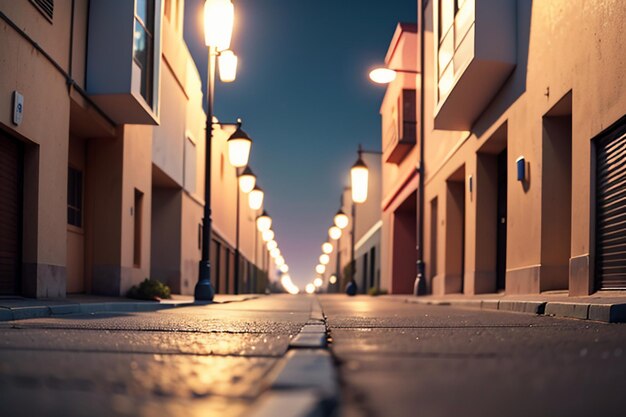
[
  {"xmin": 434, "ymin": 0, "xmax": 516, "ymax": 130},
  {"xmin": 384, "ymin": 89, "xmax": 417, "ymax": 164},
  {"xmin": 86, "ymin": 0, "xmax": 162, "ymax": 125}
]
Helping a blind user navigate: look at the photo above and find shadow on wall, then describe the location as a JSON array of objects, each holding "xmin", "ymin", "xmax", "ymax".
[{"xmin": 473, "ymin": 0, "xmax": 533, "ymax": 138}]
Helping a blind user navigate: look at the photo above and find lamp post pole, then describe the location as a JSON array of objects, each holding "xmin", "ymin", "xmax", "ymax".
[
  {"xmin": 234, "ymin": 167, "xmax": 241, "ymax": 294},
  {"xmin": 195, "ymin": 47, "xmax": 218, "ymax": 301},
  {"xmin": 348, "ymin": 199, "xmax": 357, "ymax": 294}
]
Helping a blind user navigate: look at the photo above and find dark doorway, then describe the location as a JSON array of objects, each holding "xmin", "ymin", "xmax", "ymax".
[
  {"xmin": 0, "ymin": 133, "xmax": 22, "ymax": 295},
  {"xmin": 496, "ymin": 149, "xmax": 508, "ymax": 290},
  {"xmin": 392, "ymin": 190, "xmax": 417, "ymax": 294}
]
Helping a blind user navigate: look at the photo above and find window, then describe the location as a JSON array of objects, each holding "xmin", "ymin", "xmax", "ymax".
[
  {"xmin": 133, "ymin": 189, "xmax": 144, "ymax": 267},
  {"xmin": 134, "ymin": 0, "xmax": 155, "ymax": 105},
  {"xmin": 67, "ymin": 167, "xmax": 83, "ymax": 228}
]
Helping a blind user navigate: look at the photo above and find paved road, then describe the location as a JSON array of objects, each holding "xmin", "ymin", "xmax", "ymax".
[
  {"xmin": 319, "ymin": 295, "xmax": 626, "ymax": 417},
  {"xmin": 0, "ymin": 295, "xmax": 314, "ymax": 417}
]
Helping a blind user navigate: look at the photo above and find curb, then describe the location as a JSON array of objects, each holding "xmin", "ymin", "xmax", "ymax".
[
  {"xmin": 248, "ymin": 298, "xmax": 338, "ymax": 417},
  {"xmin": 405, "ymin": 297, "xmax": 626, "ymax": 323},
  {"xmin": 0, "ymin": 295, "xmax": 261, "ymax": 322}
]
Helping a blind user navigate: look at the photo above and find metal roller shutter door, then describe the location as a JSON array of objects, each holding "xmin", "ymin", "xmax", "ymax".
[
  {"xmin": 0, "ymin": 133, "xmax": 21, "ymax": 294},
  {"xmin": 596, "ymin": 120, "xmax": 626, "ymax": 289}
]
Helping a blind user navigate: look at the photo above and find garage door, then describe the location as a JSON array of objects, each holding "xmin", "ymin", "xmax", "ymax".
[
  {"xmin": 596, "ymin": 118, "xmax": 626, "ymax": 290},
  {"xmin": 0, "ymin": 133, "xmax": 22, "ymax": 294}
]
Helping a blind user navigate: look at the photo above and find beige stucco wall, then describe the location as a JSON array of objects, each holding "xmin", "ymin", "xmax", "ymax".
[
  {"xmin": 420, "ymin": 0, "xmax": 626, "ymax": 296},
  {"xmin": 0, "ymin": 2, "xmax": 82, "ymax": 297}
]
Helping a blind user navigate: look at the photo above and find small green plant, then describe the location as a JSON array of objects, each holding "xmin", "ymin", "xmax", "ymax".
[
  {"xmin": 367, "ymin": 287, "xmax": 388, "ymax": 296},
  {"xmin": 127, "ymin": 278, "xmax": 172, "ymax": 301}
]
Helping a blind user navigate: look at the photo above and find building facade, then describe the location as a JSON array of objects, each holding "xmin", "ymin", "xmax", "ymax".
[
  {"xmin": 380, "ymin": 0, "xmax": 626, "ymax": 297},
  {"xmin": 0, "ymin": 0, "xmax": 270, "ymax": 298}
]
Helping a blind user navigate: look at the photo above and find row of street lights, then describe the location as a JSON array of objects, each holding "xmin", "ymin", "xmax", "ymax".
[
  {"xmin": 196, "ymin": 0, "xmax": 285, "ymax": 300},
  {"xmin": 307, "ymin": 146, "xmax": 370, "ymax": 296}
]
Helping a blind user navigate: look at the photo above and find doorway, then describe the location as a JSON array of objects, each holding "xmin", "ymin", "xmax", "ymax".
[
  {"xmin": 445, "ymin": 166, "xmax": 465, "ymax": 293},
  {"xmin": 0, "ymin": 132, "xmax": 22, "ymax": 295},
  {"xmin": 541, "ymin": 93, "xmax": 572, "ymax": 291},
  {"xmin": 391, "ymin": 190, "xmax": 417, "ymax": 294}
]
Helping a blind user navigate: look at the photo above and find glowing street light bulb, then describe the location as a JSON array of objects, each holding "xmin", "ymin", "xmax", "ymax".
[
  {"xmin": 328, "ymin": 226, "xmax": 342, "ymax": 240},
  {"xmin": 218, "ymin": 50, "xmax": 238, "ymax": 82},
  {"xmin": 369, "ymin": 67, "xmax": 397, "ymax": 84},
  {"xmin": 319, "ymin": 254, "xmax": 330, "ymax": 265},
  {"xmin": 329, "ymin": 275, "xmax": 337, "ymax": 284},
  {"xmin": 305, "ymin": 283, "xmax": 315, "ymax": 294},
  {"xmin": 267, "ymin": 240, "xmax": 278, "ymax": 251},
  {"xmin": 315, "ymin": 264, "xmax": 326, "ymax": 274},
  {"xmin": 204, "ymin": 0, "xmax": 234, "ymax": 50},
  {"xmin": 280, "ymin": 264, "xmax": 289, "ymax": 273},
  {"xmin": 238, "ymin": 166, "xmax": 256, "ymax": 193},
  {"xmin": 262, "ymin": 229, "xmax": 275, "ymax": 242},
  {"xmin": 270, "ymin": 248, "xmax": 280, "ymax": 258},
  {"xmin": 227, "ymin": 123, "xmax": 252, "ymax": 168},
  {"xmin": 275, "ymin": 256, "xmax": 285, "ymax": 266},
  {"xmin": 334, "ymin": 210, "xmax": 349, "ymax": 229},
  {"xmin": 313, "ymin": 277, "xmax": 323, "ymax": 287},
  {"xmin": 351, "ymin": 154, "xmax": 369, "ymax": 203},
  {"xmin": 256, "ymin": 211, "xmax": 272, "ymax": 232},
  {"xmin": 322, "ymin": 242, "xmax": 333, "ymax": 254},
  {"xmin": 248, "ymin": 186, "xmax": 264, "ymax": 210}
]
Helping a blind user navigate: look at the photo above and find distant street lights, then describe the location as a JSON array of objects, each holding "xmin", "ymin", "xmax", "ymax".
[{"xmin": 196, "ymin": 0, "xmax": 251, "ymax": 301}]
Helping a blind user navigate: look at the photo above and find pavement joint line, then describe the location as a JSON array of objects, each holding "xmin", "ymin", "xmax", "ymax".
[
  {"xmin": 249, "ymin": 297, "xmax": 338, "ymax": 417},
  {"xmin": 403, "ymin": 296, "xmax": 626, "ymax": 323},
  {"xmin": 0, "ymin": 295, "xmax": 262, "ymax": 322}
]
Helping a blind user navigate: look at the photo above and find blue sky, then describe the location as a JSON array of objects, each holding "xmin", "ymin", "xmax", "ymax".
[{"xmin": 184, "ymin": 0, "xmax": 417, "ymax": 286}]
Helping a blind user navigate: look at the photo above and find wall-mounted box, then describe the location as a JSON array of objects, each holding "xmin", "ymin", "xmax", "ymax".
[
  {"xmin": 86, "ymin": 0, "xmax": 162, "ymax": 125},
  {"xmin": 434, "ymin": 0, "xmax": 516, "ymax": 130}
]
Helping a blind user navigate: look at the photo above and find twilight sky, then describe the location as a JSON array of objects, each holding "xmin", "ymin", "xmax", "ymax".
[{"xmin": 184, "ymin": 0, "xmax": 417, "ymax": 287}]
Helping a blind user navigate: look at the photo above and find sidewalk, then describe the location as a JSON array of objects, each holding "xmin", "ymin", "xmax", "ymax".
[
  {"xmin": 383, "ymin": 290, "xmax": 626, "ymax": 323},
  {"xmin": 0, "ymin": 293, "xmax": 260, "ymax": 322}
]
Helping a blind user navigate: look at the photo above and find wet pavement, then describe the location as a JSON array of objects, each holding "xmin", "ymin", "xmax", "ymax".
[
  {"xmin": 319, "ymin": 295, "xmax": 626, "ymax": 417},
  {"xmin": 2, "ymin": 294, "xmax": 626, "ymax": 417},
  {"xmin": 0, "ymin": 295, "xmax": 314, "ymax": 417}
]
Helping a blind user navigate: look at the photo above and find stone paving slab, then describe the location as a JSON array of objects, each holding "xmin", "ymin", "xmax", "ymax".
[{"xmin": 0, "ymin": 328, "xmax": 293, "ymax": 357}]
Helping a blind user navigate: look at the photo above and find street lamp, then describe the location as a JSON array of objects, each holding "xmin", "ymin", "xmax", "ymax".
[
  {"xmin": 256, "ymin": 210, "xmax": 272, "ymax": 232},
  {"xmin": 322, "ymin": 242, "xmax": 333, "ymax": 254},
  {"xmin": 227, "ymin": 121, "xmax": 253, "ymax": 168},
  {"xmin": 267, "ymin": 240, "xmax": 278, "ymax": 251},
  {"xmin": 270, "ymin": 247, "xmax": 280, "ymax": 258},
  {"xmin": 319, "ymin": 254, "xmax": 330, "ymax": 265},
  {"xmin": 196, "ymin": 0, "xmax": 241, "ymax": 301},
  {"xmin": 329, "ymin": 226, "xmax": 342, "ymax": 240},
  {"xmin": 238, "ymin": 166, "xmax": 256, "ymax": 193},
  {"xmin": 315, "ymin": 264, "xmax": 326, "ymax": 274},
  {"xmin": 346, "ymin": 145, "xmax": 370, "ymax": 296},
  {"xmin": 249, "ymin": 186, "xmax": 264, "ymax": 210},
  {"xmin": 334, "ymin": 209, "xmax": 349, "ymax": 230},
  {"xmin": 368, "ymin": 67, "xmax": 419, "ymax": 84},
  {"xmin": 234, "ymin": 165, "xmax": 256, "ymax": 295},
  {"xmin": 262, "ymin": 229, "xmax": 275, "ymax": 242}
]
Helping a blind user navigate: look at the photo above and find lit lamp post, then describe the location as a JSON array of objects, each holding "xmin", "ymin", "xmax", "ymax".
[
  {"xmin": 197, "ymin": 0, "xmax": 253, "ymax": 301},
  {"xmin": 332, "ymin": 203, "xmax": 349, "ymax": 293},
  {"xmin": 346, "ymin": 145, "xmax": 369, "ymax": 296},
  {"xmin": 234, "ymin": 166, "xmax": 256, "ymax": 294}
]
